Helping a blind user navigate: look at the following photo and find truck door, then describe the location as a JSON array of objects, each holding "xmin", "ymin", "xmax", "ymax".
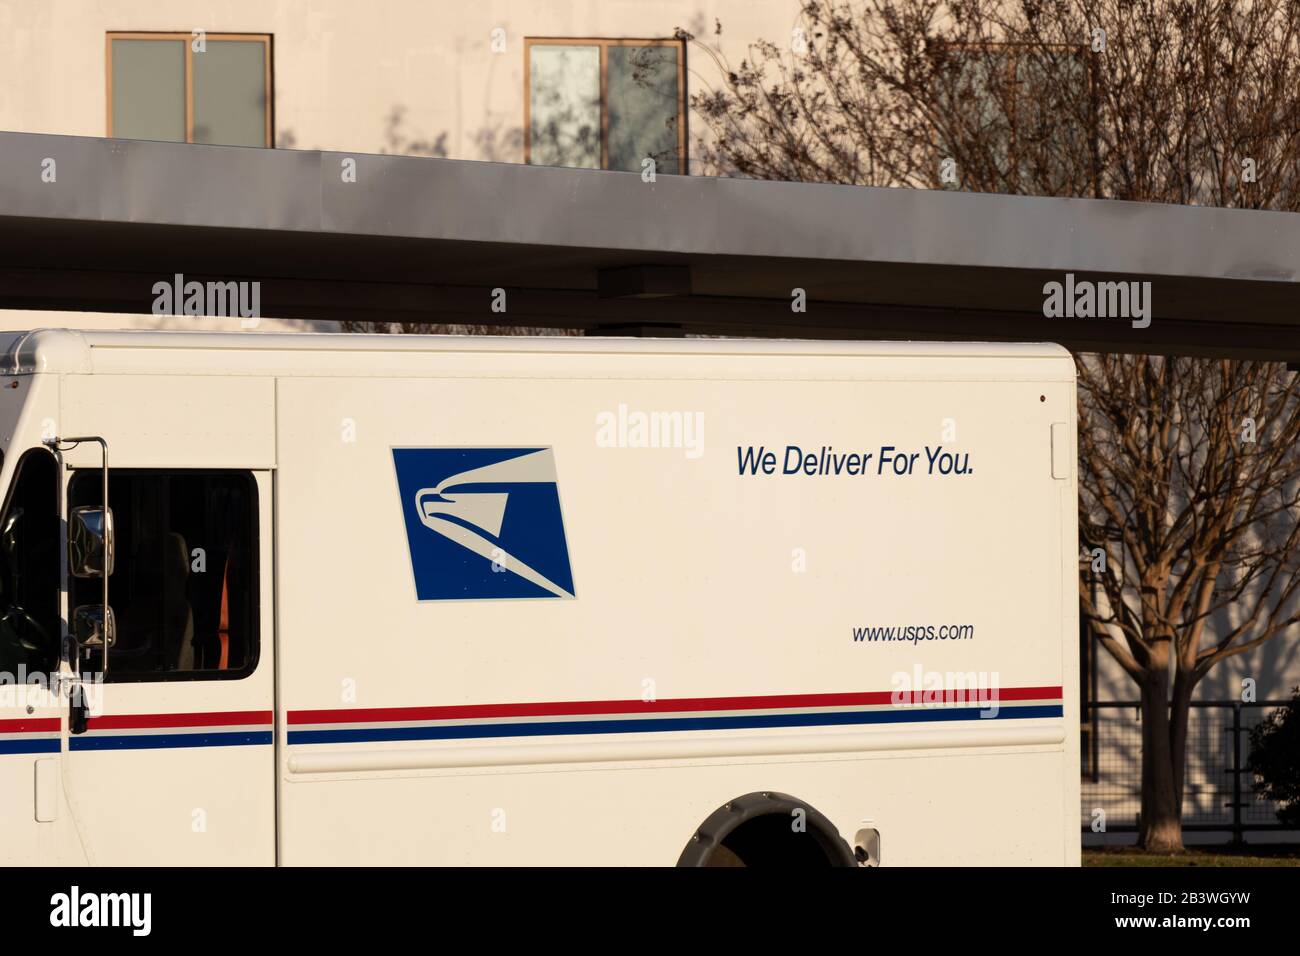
[
  {"xmin": 0, "ymin": 448, "xmax": 62, "ymax": 865},
  {"xmin": 60, "ymin": 467, "xmax": 275, "ymax": 865}
]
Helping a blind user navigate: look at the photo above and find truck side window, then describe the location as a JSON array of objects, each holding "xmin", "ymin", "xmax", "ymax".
[
  {"xmin": 0, "ymin": 449, "xmax": 60, "ymax": 677},
  {"xmin": 68, "ymin": 470, "xmax": 259, "ymax": 681}
]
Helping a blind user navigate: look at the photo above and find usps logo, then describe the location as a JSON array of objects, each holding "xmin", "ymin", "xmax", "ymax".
[{"xmin": 392, "ymin": 447, "xmax": 575, "ymax": 601}]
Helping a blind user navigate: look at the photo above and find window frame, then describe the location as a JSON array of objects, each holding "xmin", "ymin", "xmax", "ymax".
[
  {"xmin": 523, "ymin": 37, "xmax": 687, "ymax": 172},
  {"xmin": 67, "ymin": 467, "xmax": 262, "ymax": 684},
  {"xmin": 105, "ymin": 31, "xmax": 274, "ymax": 147}
]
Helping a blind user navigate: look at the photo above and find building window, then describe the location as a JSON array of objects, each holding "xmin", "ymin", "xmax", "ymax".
[
  {"xmin": 934, "ymin": 40, "xmax": 1096, "ymax": 195},
  {"xmin": 68, "ymin": 470, "xmax": 259, "ymax": 681},
  {"xmin": 526, "ymin": 38, "xmax": 685, "ymax": 174},
  {"xmin": 107, "ymin": 33, "xmax": 272, "ymax": 147}
]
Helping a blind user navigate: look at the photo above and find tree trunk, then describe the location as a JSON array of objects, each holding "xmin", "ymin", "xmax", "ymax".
[
  {"xmin": 1138, "ymin": 673, "xmax": 1185, "ymax": 852},
  {"xmin": 1169, "ymin": 669, "xmax": 1197, "ymax": 811}
]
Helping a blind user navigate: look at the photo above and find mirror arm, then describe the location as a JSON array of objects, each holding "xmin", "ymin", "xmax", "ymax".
[{"xmin": 43, "ymin": 436, "xmax": 110, "ymax": 687}]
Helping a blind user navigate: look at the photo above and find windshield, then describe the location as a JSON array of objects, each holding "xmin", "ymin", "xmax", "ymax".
[{"xmin": 0, "ymin": 449, "xmax": 59, "ymax": 677}]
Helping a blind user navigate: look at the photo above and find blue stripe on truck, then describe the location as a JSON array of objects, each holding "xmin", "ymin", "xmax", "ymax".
[{"xmin": 287, "ymin": 704, "xmax": 1065, "ymax": 746}]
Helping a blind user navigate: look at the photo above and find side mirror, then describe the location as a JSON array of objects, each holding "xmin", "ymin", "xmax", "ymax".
[
  {"xmin": 72, "ymin": 604, "xmax": 116, "ymax": 651},
  {"xmin": 69, "ymin": 505, "xmax": 114, "ymax": 578}
]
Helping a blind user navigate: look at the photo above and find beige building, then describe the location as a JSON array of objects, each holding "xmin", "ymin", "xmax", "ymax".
[{"xmin": 0, "ymin": 0, "xmax": 804, "ymax": 169}]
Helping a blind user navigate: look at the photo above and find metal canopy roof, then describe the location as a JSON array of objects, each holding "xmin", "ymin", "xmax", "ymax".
[{"xmin": 1, "ymin": 130, "xmax": 1298, "ymax": 359}]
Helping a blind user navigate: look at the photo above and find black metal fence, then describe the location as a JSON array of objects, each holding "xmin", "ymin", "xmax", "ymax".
[{"xmin": 1080, "ymin": 700, "xmax": 1294, "ymax": 839}]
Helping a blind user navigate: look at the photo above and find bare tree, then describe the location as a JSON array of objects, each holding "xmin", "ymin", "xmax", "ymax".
[
  {"xmin": 688, "ymin": 0, "xmax": 1300, "ymax": 206},
  {"xmin": 1078, "ymin": 357, "xmax": 1300, "ymax": 850},
  {"xmin": 689, "ymin": 0, "xmax": 1300, "ymax": 851}
]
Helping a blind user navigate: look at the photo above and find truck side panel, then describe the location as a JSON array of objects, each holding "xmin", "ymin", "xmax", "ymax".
[{"xmin": 274, "ymin": 359, "xmax": 1077, "ymax": 864}]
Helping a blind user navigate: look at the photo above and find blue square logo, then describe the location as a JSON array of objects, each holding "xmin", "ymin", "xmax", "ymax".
[{"xmin": 392, "ymin": 447, "xmax": 575, "ymax": 601}]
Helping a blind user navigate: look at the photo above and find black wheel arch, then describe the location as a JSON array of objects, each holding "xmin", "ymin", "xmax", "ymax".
[{"xmin": 676, "ymin": 791, "xmax": 857, "ymax": 867}]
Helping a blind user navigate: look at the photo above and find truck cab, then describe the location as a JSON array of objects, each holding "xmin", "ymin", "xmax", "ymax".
[{"xmin": 0, "ymin": 328, "xmax": 275, "ymax": 865}]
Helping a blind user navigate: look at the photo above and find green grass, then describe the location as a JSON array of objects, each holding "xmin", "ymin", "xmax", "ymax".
[{"xmin": 1084, "ymin": 846, "xmax": 1300, "ymax": 867}]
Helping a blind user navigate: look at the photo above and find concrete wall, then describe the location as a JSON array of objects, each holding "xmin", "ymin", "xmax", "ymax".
[
  {"xmin": 1088, "ymin": 576, "xmax": 1300, "ymax": 703},
  {"xmin": 0, "ymin": 0, "xmax": 803, "ymax": 168}
]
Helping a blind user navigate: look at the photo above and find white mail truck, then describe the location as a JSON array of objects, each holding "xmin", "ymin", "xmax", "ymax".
[{"xmin": 0, "ymin": 322, "xmax": 1079, "ymax": 866}]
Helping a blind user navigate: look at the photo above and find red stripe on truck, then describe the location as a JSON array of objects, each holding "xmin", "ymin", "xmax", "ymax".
[
  {"xmin": 85, "ymin": 710, "xmax": 273, "ymax": 730},
  {"xmin": 0, "ymin": 717, "xmax": 61, "ymax": 733},
  {"xmin": 287, "ymin": 686, "xmax": 1064, "ymax": 725}
]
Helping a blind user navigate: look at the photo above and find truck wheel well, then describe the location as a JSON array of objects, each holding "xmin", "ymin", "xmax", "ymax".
[{"xmin": 676, "ymin": 791, "xmax": 856, "ymax": 867}]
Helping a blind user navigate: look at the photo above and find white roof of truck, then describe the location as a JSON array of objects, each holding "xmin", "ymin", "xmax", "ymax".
[{"xmin": 0, "ymin": 326, "xmax": 1074, "ymax": 379}]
